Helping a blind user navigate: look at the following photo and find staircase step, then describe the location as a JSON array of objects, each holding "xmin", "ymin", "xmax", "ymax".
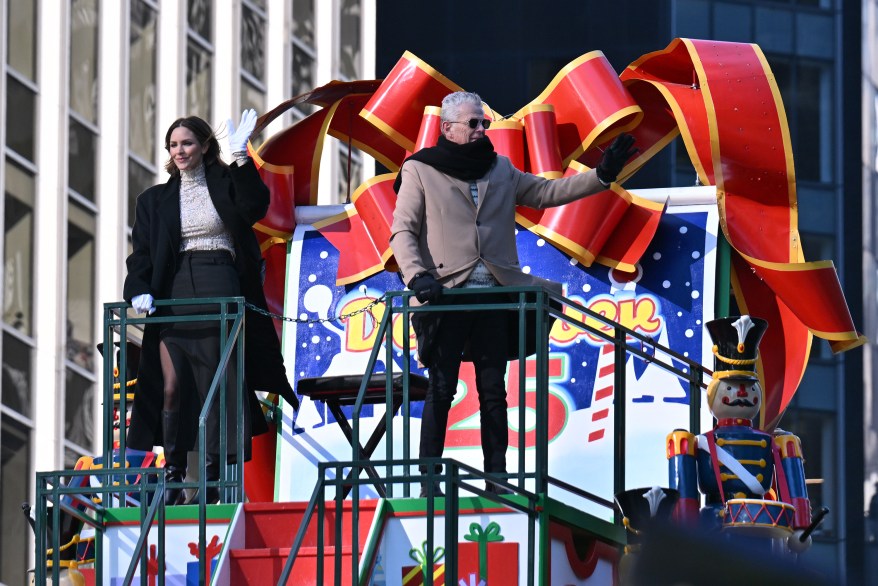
[
  {"xmin": 242, "ymin": 500, "xmax": 378, "ymax": 550},
  {"xmin": 229, "ymin": 546, "xmax": 357, "ymax": 585}
]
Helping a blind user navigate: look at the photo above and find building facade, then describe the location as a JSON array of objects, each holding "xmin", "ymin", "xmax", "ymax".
[{"xmin": 0, "ymin": 1, "xmax": 374, "ymax": 582}]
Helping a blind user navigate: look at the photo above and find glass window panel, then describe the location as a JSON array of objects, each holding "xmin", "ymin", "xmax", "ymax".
[
  {"xmin": 128, "ymin": 158, "xmax": 155, "ymax": 229},
  {"xmin": 187, "ymin": 0, "xmax": 212, "ymax": 41},
  {"xmin": 65, "ymin": 369, "xmax": 95, "ymax": 457},
  {"xmin": 795, "ymin": 63, "xmax": 832, "ymax": 183},
  {"xmin": 796, "ymin": 13, "xmax": 834, "ymax": 59},
  {"xmin": 5, "ymin": 75, "xmax": 37, "ymax": 161},
  {"xmin": 70, "ymin": 0, "xmax": 100, "ymax": 123},
  {"xmin": 337, "ymin": 147, "xmax": 362, "ymax": 204},
  {"xmin": 242, "ymin": 5, "xmax": 265, "ymax": 80},
  {"xmin": 755, "ymin": 8, "xmax": 792, "ymax": 54},
  {"xmin": 769, "ymin": 57, "xmax": 792, "ymax": 99},
  {"xmin": 67, "ymin": 202, "xmax": 96, "ymax": 372},
  {"xmin": 6, "ymin": 0, "xmax": 37, "ymax": 79},
  {"xmin": 4, "ymin": 162, "xmax": 35, "ymax": 336},
  {"xmin": 1, "ymin": 333, "xmax": 33, "ymax": 417},
  {"xmin": 339, "ymin": 0, "xmax": 361, "ymax": 79},
  {"xmin": 186, "ymin": 41, "xmax": 213, "ymax": 122},
  {"xmin": 129, "ymin": 0, "xmax": 158, "ymax": 161},
  {"xmin": 292, "ymin": 44, "xmax": 315, "ymax": 116},
  {"xmin": 293, "ymin": 0, "xmax": 315, "ymax": 46},
  {"xmin": 240, "ymin": 81, "xmax": 266, "ymax": 147},
  {"xmin": 674, "ymin": 0, "xmax": 709, "ymax": 39},
  {"xmin": 68, "ymin": 118, "xmax": 98, "ymax": 201},
  {"xmin": 65, "ymin": 447, "xmax": 86, "ymax": 471},
  {"xmin": 782, "ymin": 410, "xmax": 835, "ymax": 537},
  {"xmin": 0, "ymin": 415, "xmax": 31, "ymax": 586},
  {"xmin": 712, "ymin": 2, "xmax": 751, "ymax": 42}
]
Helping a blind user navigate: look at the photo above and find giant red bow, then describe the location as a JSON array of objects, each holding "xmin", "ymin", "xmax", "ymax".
[{"xmin": 249, "ymin": 40, "xmax": 864, "ymax": 429}]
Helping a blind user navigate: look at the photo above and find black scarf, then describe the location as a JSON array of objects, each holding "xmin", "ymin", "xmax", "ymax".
[{"xmin": 392, "ymin": 135, "xmax": 497, "ymax": 193}]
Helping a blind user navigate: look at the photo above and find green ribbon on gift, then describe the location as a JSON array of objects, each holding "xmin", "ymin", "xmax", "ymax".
[
  {"xmin": 409, "ymin": 541, "xmax": 445, "ymax": 583},
  {"xmin": 463, "ymin": 521, "xmax": 504, "ymax": 581}
]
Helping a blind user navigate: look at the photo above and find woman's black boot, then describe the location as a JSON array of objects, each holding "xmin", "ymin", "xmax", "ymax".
[{"xmin": 162, "ymin": 410, "xmax": 187, "ymax": 506}]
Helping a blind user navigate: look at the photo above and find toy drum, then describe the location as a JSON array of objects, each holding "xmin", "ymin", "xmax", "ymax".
[{"xmin": 723, "ymin": 498, "xmax": 795, "ymax": 538}]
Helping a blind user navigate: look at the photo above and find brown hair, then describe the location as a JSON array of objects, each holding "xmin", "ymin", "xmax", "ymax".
[{"xmin": 163, "ymin": 116, "xmax": 226, "ymax": 177}]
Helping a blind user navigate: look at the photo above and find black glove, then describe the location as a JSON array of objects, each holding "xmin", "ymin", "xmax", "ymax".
[
  {"xmin": 408, "ymin": 272, "xmax": 443, "ymax": 304},
  {"xmin": 596, "ymin": 133, "xmax": 638, "ymax": 185}
]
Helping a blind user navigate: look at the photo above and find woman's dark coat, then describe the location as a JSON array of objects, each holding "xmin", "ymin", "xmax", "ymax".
[{"xmin": 123, "ymin": 160, "xmax": 297, "ymax": 452}]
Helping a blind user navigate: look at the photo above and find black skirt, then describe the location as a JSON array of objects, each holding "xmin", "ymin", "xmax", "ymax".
[{"xmin": 160, "ymin": 250, "xmax": 250, "ymax": 460}]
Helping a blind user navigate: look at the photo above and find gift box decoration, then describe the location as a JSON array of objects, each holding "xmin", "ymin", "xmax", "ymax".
[
  {"xmin": 401, "ymin": 541, "xmax": 446, "ymax": 585},
  {"xmin": 457, "ymin": 521, "xmax": 519, "ymax": 584}
]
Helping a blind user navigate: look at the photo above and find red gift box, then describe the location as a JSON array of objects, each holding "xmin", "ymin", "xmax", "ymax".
[{"xmin": 457, "ymin": 522, "xmax": 519, "ymax": 584}]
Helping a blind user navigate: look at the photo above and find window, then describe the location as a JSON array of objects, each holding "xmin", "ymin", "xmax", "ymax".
[
  {"xmin": 69, "ymin": 0, "xmax": 100, "ymax": 124},
  {"xmin": 769, "ymin": 57, "xmax": 834, "ymax": 184},
  {"xmin": 65, "ymin": 203, "xmax": 96, "ymax": 458},
  {"xmin": 1, "ymin": 333, "xmax": 33, "ymax": 418},
  {"xmin": 291, "ymin": 0, "xmax": 316, "ymax": 118},
  {"xmin": 187, "ymin": 0, "xmax": 212, "ymax": 42},
  {"xmin": 0, "ymin": 415, "xmax": 31, "ymax": 586},
  {"xmin": 337, "ymin": 144, "xmax": 362, "ymax": 204},
  {"xmin": 129, "ymin": 0, "xmax": 158, "ymax": 163},
  {"xmin": 781, "ymin": 409, "xmax": 836, "ymax": 538},
  {"xmin": 68, "ymin": 117, "xmax": 98, "ymax": 201},
  {"xmin": 187, "ymin": 0, "xmax": 213, "ymax": 120},
  {"xmin": 187, "ymin": 40, "xmax": 213, "ymax": 121},
  {"xmin": 128, "ymin": 158, "xmax": 155, "ymax": 228},
  {"xmin": 129, "ymin": 0, "xmax": 158, "ymax": 231},
  {"xmin": 339, "ymin": 0, "xmax": 362, "ymax": 81},
  {"xmin": 66, "ymin": 204, "xmax": 96, "ymax": 374},
  {"xmin": 241, "ymin": 1, "xmax": 266, "ymax": 115},
  {"xmin": 6, "ymin": 0, "xmax": 37, "ymax": 79},
  {"xmin": 3, "ymin": 161, "xmax": 35, "ymax": 337},
  {"xmin": 5, "ymin": 75, "xmax": 37, "ymax": 162}
]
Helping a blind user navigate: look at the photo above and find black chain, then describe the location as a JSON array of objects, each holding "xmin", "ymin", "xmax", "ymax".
[{"xmin": 244, "ymin": 294, "xmax": 388, "ymax": 325}]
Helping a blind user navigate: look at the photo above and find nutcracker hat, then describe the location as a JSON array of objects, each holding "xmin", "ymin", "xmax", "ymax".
[{"xmin": 705, "ymin": 315, "xmax": 767, "ymax": 382}]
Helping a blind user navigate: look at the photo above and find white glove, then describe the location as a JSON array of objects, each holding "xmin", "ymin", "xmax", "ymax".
[
  {"xmin": 131, "ymin": 293, "xmax": 156, "ymax": 315},
  {"xmin": 228, "ymin": 108, "xmax": 258, "ymax": 153},
  {"xmin": 787, "ymin": 529, "xmax": 812, "ymax": 554}
]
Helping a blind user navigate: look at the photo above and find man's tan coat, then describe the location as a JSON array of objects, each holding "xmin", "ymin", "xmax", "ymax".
[{"xmin": 390, "ymin": 156, "xmax": 606, "ymax": 300}]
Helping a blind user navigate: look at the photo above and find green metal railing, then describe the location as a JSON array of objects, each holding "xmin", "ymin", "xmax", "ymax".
[
  {"xmin": 33, "ymin": 297, "xmax": 248, "ymax": 586},
  {"xmin": 34, "ymin": 286, "xmax": 712, "ymax": 585},
  {"xmin": 278, "ymin": 285, "xmax": 712, "ymax": 585}
]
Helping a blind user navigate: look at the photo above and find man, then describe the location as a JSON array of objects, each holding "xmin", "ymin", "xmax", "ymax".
[{"xmin": 390, "ymin": 91, "xmax": 635, "ymax": 496}]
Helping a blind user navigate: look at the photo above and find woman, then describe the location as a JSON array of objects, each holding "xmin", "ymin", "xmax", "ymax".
[{"xmin": 123, "ymin": 110, "xmax": 297, "ymax": 505}]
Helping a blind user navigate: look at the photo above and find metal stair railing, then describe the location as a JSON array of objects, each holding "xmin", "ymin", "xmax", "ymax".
[
  {"xmin": 34, "ymin": 465, "xmax": 162, "ymax": 585},
  {"xmin": 32, "ymin": 297, "xmax": 247, "ymax": 586},
  {"xmin": 278, "ymin": 285, "xmax": 711, "ymax": 586}
]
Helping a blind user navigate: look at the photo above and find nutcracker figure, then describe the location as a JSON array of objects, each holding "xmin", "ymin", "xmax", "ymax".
[{"xmin": 667, "ymin": 315, "xmax": 813, "ymax": 553}]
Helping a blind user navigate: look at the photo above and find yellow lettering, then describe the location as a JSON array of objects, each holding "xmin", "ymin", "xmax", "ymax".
[
  {"xmin": 550, "ymin": 305, "xmax": 587, "ymax": 344},
  {"xmin": 617, "ymin": 298, "xmax": 662, "ymax": 334},
  {"xmin": 391, "ymin": 313, "xmax": 418, "ymax": 351},
  {"xmin": 584, "ymin": 299, "xmax": 619, "ymax": 343},
  {"xmin": 342, "ymin": 298, "xmax": 386, "ymax": 352}
]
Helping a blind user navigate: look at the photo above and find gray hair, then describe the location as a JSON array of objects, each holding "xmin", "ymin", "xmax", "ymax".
[{"xmin": 441, "ymin": 92, "xmax": 483, "ymax": 123}]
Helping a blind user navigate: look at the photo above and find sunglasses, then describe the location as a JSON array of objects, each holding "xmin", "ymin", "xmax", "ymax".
[{"xmin": 451, "ymin": 118, "xmax": 492, "ymax": 130}]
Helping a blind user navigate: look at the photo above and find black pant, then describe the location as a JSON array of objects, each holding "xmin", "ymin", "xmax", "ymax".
[{"xmin": 419, "ymin": 292, "xmax": 510, "ymax": 473}]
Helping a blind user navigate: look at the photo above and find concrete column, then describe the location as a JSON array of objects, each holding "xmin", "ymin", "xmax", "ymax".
[{"xmin": 33, "ymin": 0, "xmax": 69, "ymax": 471}]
